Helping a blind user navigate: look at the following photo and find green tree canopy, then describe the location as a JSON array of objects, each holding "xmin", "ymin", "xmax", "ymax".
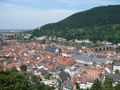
[
  {"xmin": 114, "ymin": 82, "xmax": 120, "ymax": 90},
  {"xmin": 32, "ymin": 5, "xmax": 120, "ymax": 43},
  {"xmin": 90, "ymin": 79, "xmax": 103, "ymax": 90},
  {"xmin": 0, "ymin": 70, "xmax": 54, "ymax": 90},
  {"xmin": 20, "ymin": 65, "xmax": 27, "ymax": 71},
  {"xmin": 103, "ymin": 76, "xmax": 113, "ymax": 90}
]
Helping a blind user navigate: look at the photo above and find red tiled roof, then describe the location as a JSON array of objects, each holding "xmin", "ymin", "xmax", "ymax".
[
  {"xmin": 77, "ymin": 67, "xmax": 102, "ymax": 84},
  {"xmin": 57, "ymin": 56, "xmax": 76, "ymax": 66}
]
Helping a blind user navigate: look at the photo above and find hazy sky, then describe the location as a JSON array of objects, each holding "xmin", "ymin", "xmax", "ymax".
[{"xmin": 0, "ymin": 0, "xmax": 120, "ymax": 29}]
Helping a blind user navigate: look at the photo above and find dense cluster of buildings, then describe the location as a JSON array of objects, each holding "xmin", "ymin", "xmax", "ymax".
[{"xmin": 0, "ymin": 38, "xmax": 120, "ymax": 90}]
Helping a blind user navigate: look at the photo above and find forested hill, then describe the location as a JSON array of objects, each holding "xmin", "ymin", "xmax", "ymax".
[{"xmin": 32, "ymin": 5, "xmax": 120, "ymax": 43}]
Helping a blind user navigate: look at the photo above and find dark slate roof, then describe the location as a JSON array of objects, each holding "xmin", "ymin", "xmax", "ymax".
[
  {"xmin": 45, "ymin": 45, "xmax": 60, "ymax": 53},
  {"xmin": 0, "ymin": 42, "xmax": 3, "ymax": 47},
  {"xmin": 71, "ymin": 53, "xmax": 107, "ymax": 63},
  {"xmin": 113, "ymin": 61, "xmax": 120, "ymax": 66},
  {"xmin": 37, "ymin": 68, "xmax": 48, "ymax": 76},
  {"xmin": 63, "ymin": 80, "xmax": 74, "ymax": 90},
  {"xmin": 0, "ymin": 60, "xmax": 13, "ymax": 65},
  {"xmin": 111, "ymin": 74, "xmax": 120, "ymax": 82},
  {"xmin": 59, "ymin": 71, "xmax": 70, "ymax": 83}
]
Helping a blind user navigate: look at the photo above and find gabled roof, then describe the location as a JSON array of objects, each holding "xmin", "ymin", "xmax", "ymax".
[
  {"xmin": 63, "ymin": 80, "xmax": 74, "ymax": 89},
  {"xmin": 45, "ymin": 45, "xmax": 61, "ymax": 53},
  {"xmin": 111, "ymin": 74, "xmax": 120, "ymax": 82},
  {"xmin": 78, "ymin": 68, "xmax": 102, "ymax": 84},
  {"xmin": 59, "ymin": 71, "xmax": 70, "ymax": 83},
  {"xmin": 72, "ymin": 53, "xmax": 107, "ymax": 63},
  {"xmin": 37, "ymin": 68, "xmax": 48, "ymax": 76},
  {"xmin": 113, "ymin": 61, "xmax": 120, "ymax": 66}
]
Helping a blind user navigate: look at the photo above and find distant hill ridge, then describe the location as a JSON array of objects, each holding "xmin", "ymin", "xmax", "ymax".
[{"xmin": 32, "ymin": 5, "xmax": 120, "ymax": 43}]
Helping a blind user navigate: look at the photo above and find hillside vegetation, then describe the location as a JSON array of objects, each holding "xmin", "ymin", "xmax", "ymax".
[
  {"xmin": 32, "ymin": 5, "xmax": 120, "ymax": 43},
  {"xmin": 0, "ymin": 69, "xmax": 54, "ymax": 90}
]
